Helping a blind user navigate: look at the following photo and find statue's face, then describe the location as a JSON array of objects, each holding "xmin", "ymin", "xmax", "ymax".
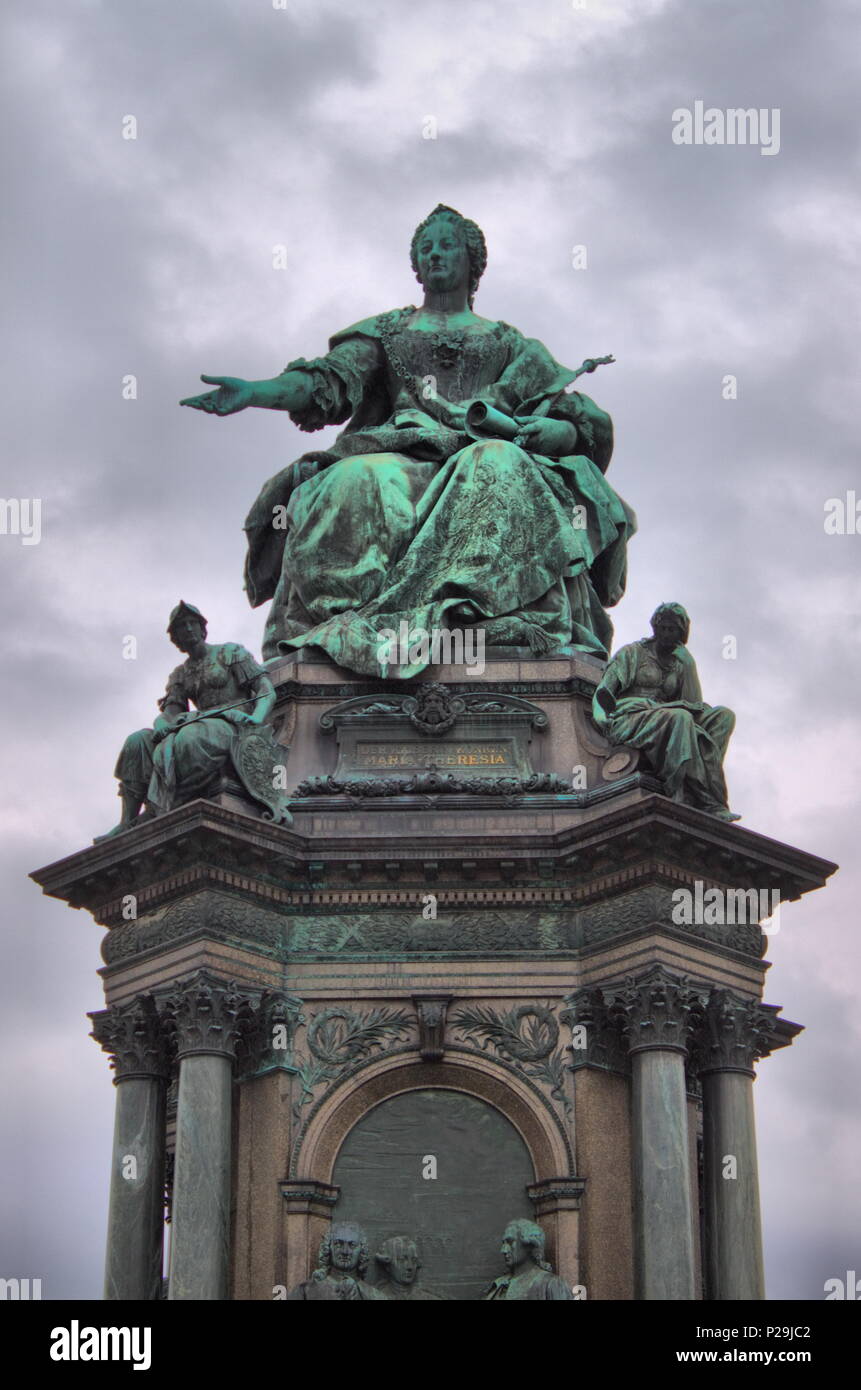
[
  {"xmin": 389, "ymin": 1243, "xmax": 419, "ymax": 1286},
  {"xmin": 415, "ymin": 217, "xmax": 470, "ymax": 295},
  {"xmin": 652, "ymin": 613, "xmax": 685, "ymax": 649},
  {"xmin": 171, "ymin": 615, "xmax": 206, "ymax": 653},
  {"xmin": 330, "ymin": 1226, "xmax": 362, "ymax": 1272},
  {"xmin": 501, "ymin": 1225, "xmax": 528, "ymax": 1272}
]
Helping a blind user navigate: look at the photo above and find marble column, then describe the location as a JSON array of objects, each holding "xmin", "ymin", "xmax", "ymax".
[
  {"xmin": 695, "ymin": 991, "xmax": 774, "ymax": 1301},
  {"xmin": 159, "ymin": 972, "xmax": 249, "ymax": 1302},
  {"xmin": 607, "ymin": 966, "xmax": 705, "ymax": 1301},
  {"xmin": 90, "ymin": 996, "xmax": 169, "ymax": 1301}
]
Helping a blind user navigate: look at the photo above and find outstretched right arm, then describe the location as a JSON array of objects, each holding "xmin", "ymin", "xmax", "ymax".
[{"xmin": 180, "ymin": 370, "xmax": 313, "ymax": 416}]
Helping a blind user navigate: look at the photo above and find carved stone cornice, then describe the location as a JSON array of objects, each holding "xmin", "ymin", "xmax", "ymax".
[
  {"xmin": 235, "ymin": 989, "xmax": 305, "ymax": 1078},
  {"xmin": 89, "ymin": 994, "xmax": 170, "ymax": 1082},
  {"xmin": 279, "ymin": 1179, "xmax": 340, "ymax": 1215},
  {"xmin": 561, "ymin": 986, "xmax": 630, "ymax": 1075},
  {"xmin": 690, "ymin": 989, "xmax": 798, "ymax": 1077},
  {"xmin": 412, "ymin": 994, "xmax": 452, "ymax": 1062},
  {"xmin": 155, "ymin": 969, "xmax": 258, "ymax": 1060},
  {"xmin": 527, "ymin": 1177, "xmax": 587, "ymax": 1214},
  {"xmin": 603, "ymin": 965, "xmax": 707, "ymax": 1057}
]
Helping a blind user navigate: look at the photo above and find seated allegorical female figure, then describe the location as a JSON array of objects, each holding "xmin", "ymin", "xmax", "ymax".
[
  {"xmin": 180, "ymin": 204, "xmax": 637, "ymax": 677},
  {"xmin": 592, "ymin": 602, "xmax": 740, "ymax": 822},
  {"xmin": 99, "ymin": 601, "xmax": 281, "ymax": 837}
]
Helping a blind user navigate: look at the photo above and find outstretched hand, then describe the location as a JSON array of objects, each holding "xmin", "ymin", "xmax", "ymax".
[{"xmin": 180, "ymin": 375, "xmax": 254, "ymax": 414}]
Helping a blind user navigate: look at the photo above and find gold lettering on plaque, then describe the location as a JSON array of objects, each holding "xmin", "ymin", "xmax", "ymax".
[{"xmin": 353, "ymin": 741, "xmax": 513, "ymax": 769}]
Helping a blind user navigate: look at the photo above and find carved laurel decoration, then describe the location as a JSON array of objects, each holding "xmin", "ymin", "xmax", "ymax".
[{"xmin": 451, "ymin": 1003, "xmax": 559, "ymax": 1061}]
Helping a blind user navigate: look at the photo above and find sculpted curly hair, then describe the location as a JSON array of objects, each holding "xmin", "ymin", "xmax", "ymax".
[
  {"xmin": 507, "ymin": 1219, "xmax": 552, "ymax": 1272},
  {"xmin": 410, "ymin": 204, "xmax": 488, "ymax": 307},
  {"xmin": 314, "ymin": 1222, "xmax": 370, "ymax": 1281}
]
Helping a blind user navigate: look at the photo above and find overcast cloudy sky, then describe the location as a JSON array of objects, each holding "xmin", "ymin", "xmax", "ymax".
[{"xmin": 2, "ymin": 0, "xmax": 859, "ymax": 1300}]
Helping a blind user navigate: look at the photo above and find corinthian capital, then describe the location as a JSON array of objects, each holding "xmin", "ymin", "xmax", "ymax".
[
  {"xmin": 561, "ymin": 986, "xmax": 629, "ymax": 1074},
  {"xmin": 691, "ymin": 989, "xmax": 786, "ymax": 1076},
  {"xmin": 604, "ymin": 965, "xmax": 706, "ymax": 1056},
  {"xmin": 156, "ymin": 969, "xmax": 257, "ymax": 1060},
  {"xmin": 89, "ymin": 994, "xmax": 170, "ymax": 1081}
]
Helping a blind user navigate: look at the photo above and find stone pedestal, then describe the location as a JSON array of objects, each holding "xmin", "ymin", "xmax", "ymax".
[{"xmin": 34, "ymin": 649, "xmax": 836, "ymax": 1300}]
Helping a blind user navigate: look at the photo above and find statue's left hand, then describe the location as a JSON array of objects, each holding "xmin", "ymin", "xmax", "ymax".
[{"xmin": 513, "ymin": 418, "xmax": 578, "ymax": 456}]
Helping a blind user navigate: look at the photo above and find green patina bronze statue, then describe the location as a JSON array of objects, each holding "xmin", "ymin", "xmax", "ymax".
[
  {"xmin": 288, "ymin": 1222, "xmax": 384, "ymax": 1301},
  {"xmin": 373, "ymin": 1235, "xmax": 446, "ymax": 1300},
  {"xmin": 98, "ymin": 602, "xmax": 292, "ymax": 838},
  {"xmin": 484, "ymin": 1218, "xmax": 574, "ymax": 1300},
  {"xmin": 592, "ymin": 602, "xmax": 740, "ymax": 821},
  {"xmin": 181, "ymin": 204, "xmax": 636, "ymax": 677}
]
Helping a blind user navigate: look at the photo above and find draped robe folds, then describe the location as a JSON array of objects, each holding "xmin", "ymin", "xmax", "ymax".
[
  {"xmin": 243, "ymin": 307, "xmax": 637, "ymax": 677},
  {"xmin": 591, "ymin": 640, "xmax": 736, "ymax": 813}
]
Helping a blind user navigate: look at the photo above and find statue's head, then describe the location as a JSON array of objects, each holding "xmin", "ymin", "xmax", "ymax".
[
  {"xmin": 650, "ymin": 602, "xmax": 690, "ymax": 648},
  {"xmin": 317, "ymin": 1221, "xmax": 369, "ymax": 1278},
  {"xmin": 410, "ymin": 204, "xmax": 487, "ymax": 306},
  {"xmin": 500, "ymin": 1219, "xmax": 551, "ymax": 1274},
  {"xmin": 167, "ymin": 601, "xmax": 207, "ymax": 652},
  {"xmin": 375, "ymin": 1235, "xmax": 421, "ymax": 1287}
]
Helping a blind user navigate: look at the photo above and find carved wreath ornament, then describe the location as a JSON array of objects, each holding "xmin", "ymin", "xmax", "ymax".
[{"xmin": 451, "ymin": 1004, "xmax": 570, "ymax": 1114}]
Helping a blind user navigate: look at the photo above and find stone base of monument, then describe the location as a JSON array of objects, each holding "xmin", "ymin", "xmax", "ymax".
[{"xmin": 32, "ymin": 650, "xmax": 836, "ymax": 1301}]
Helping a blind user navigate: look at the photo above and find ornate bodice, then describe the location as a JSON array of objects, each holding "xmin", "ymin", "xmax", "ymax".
[
  {"xmin": 376, "ymin": 312, "xmax": 513, "ymax": 404},
  {"xmin": 627, "ymin": 642, "xmax": 684, "ymax": 703}
]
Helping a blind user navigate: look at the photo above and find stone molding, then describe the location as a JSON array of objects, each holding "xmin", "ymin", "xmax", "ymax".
[
  {"xmin": 527, "ymin": 1177, "xmax": 587, "ymax": 1215},
  {"xmin": 290, "ymin": 1050, "xmax": 573, "ymax": 1182},
  {"xmin": 279, "ymin": 1179, "xmax": 340, "ymax": 1215}
]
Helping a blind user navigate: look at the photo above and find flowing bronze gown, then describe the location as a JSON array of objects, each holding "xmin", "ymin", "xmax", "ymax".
[
  {"xmin": 244, "ymin": 308, "xmax": 636, "ymax": 676},
  {"xmin": 592, "ymin": 640, "xmax": 736, "ymax": 815}
]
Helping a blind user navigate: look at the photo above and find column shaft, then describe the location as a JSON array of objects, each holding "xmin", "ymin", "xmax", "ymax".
[
  {"xmin": 632, "ymin": 1048, "xmax": 697, "ymax": 1300},
  {"xmin": 702, "ymin": 1070, "xmax": 764, "ymax": 1299},
  {"xmin": 168, "ymin": 1053, "xmax": 234, "ymax": 1300},
  {"xmin": 104, "ymin": 1075, "xmax": 166, "ymax": 1300}
]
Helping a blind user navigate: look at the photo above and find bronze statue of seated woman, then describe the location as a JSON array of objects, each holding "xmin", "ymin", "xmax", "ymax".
[
  {"xmin": 592, "ymin": 602, "xmax": 740, "ymax": 822},
  {"xmin": 180, "ymin": 204, "xmax": 636, "ymax": 678},
  {"xmin": 97, "ymin": 602, "xmax": 291, "ymax": 838}
]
